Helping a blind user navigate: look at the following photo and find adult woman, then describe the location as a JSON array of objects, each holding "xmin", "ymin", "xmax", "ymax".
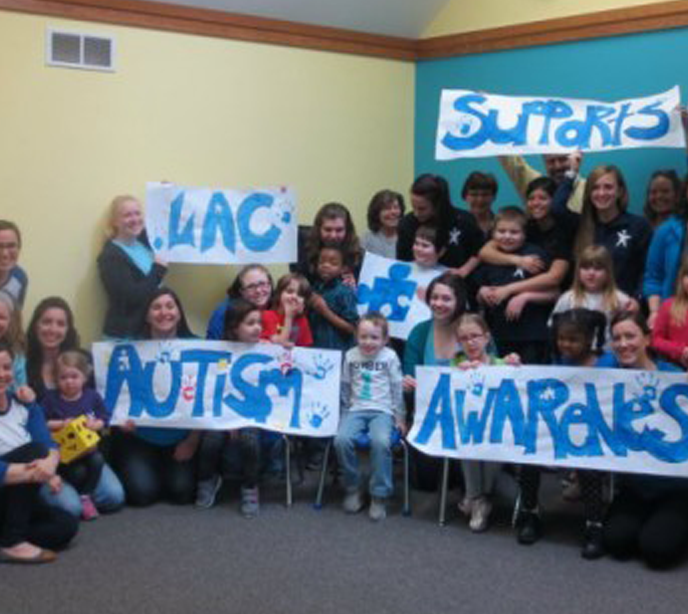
[
  {"xmin": 397, "ymin": 174, "xmax": 483, "ymax": 278},
  {"xmin": 571, "ymin": 166, "xmax": 651, "ymax": 298},
  {"xmin": 206, "ymin": 264, "xmax": 274, "ymax": 340},
  {"xmin": 603, "ymin": 311, "xmax": 688, "ymax": 568},
  {"xmin": 292, "ymin": 203, "xmax": 362, "ymax": 284},
  {"xmin": 403, "ymin": 272, "xmax": 468, "ymax": 389},
  {"xmin": 98, "ymin": 195, "xmax": 167, "ymax": 339},
  {"xmin": 643, "ymin": 170, "xmax": 681, "ymax": 229},
  {"xmin": 461, "ymin": 171, "xmax": 498, "ymax": 239},
  {"xmin": 111, "ymin": 288, "xmax": 199, "ymax": 506},
  {"xmin": 0, "ymin": 341, "xmax": 78, "ymax": 563},
  {"xmin": 403, "ymin": 272, "xmax": 468, "ymax": 490},
  {"xmin": 0, "ymin": 220, "xmax": 27, "ymax": 308},
  {"xmin": 361, "ymin": 190, "xmax": 405, "ymax": 259},
  {"xmin": 644, "ymin": 174, "xmax": 688, "ymax": 328},
  {"xmin": 26, "ymin": 297, "xmax": 125, "ymax": 517}
]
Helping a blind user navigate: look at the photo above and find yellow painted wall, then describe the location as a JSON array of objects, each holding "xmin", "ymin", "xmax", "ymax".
[
  {"xmin": 0, "ymin": 11, "xmax": 414, "ymax": 342},
  {"xmin": 424, "ymin": 0, "xmax": 670, "ymax": 37}
]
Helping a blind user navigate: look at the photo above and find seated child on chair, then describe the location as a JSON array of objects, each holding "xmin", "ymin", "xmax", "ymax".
[{"xmin": 334, "ymin": 313, "xmax": 405, "ymax": 521}]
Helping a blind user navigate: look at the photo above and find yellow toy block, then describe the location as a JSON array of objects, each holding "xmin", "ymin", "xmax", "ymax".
[{"xmin": 52, "ymin": 416, "xmax": 100, "ymax": 465}]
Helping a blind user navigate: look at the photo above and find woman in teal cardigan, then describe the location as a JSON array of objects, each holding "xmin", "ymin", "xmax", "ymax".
[{"xmin": 403, "ymin": 272, "xmax": 468, "ymax": 390}]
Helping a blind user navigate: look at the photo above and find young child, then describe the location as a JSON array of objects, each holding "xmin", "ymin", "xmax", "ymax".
[
  {"xmin": 652, "ymin": 257, "xmax": 688, "ymax": 368},
  {"xmin": 42, "ymin": 351, "xmax": 109, "ymax": 521},
  {"xmin": 309, "ymin": 245, "xmax": 358, "ymax": 351},
  {"xmin": 261, "ymin": 273, "xmax": 313, "ymax": 348},
  {"xmin": 0, "ymin": 294, "xmax": 28, "ymax": 391},
  {"xmin": 334, "ymin": 313, "xmax": 405, "ymax": 521},
  {"xmin": 550, "ymin": 245, "xmax": 633, "ymax": 348},
  {"xmin": 452, "ymin": 314, "xmax": 520, "ymax": 532},
  {"xmin": 413, "ymin": 225, "xmax": 445, "ymax": 269},
  {"xmin": 0, "ymin": 341, "xmax": 74, "ymax": 563},
  {"xmin": 475, "ymin": 207, "xmax": 552, "ymax": 364},
  {"xmin": 517, "ymin": 308, "xmax": 614, "ymax": 559},
  {"xmin": 196, "ymin": 299, "xmax": 263, "ymax": 516}
]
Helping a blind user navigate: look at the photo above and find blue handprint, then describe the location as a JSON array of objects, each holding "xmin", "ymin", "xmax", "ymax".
[
  {"xmin": 155, "ymin": 342, "xmax": 175, "ymax": 364},
  {"xmin": 469, "ymin": 371, "xmax": 486, "ymax": 397},
  {"xmin": 633, "ymin": 372, "xmax": 660, "ymax": 404},
  {"xmin": 306, "ymin": 402, "xmax": 331, "ymax": 429},
  {"xmin": 304, "ymin": 353, "xmax": 334, "ymax": 381}
]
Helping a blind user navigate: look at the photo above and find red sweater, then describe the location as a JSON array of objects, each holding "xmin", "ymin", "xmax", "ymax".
[{"xmin": 651, "ymin": 298, "xmax": 688, "ymax": 365}]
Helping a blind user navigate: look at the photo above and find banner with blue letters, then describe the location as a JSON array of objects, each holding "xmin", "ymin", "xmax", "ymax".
[
  {"xmin": 409, "ymin": 365, "xmax": 688, "ymax": 477},
  {"xmin": 145, "ymin": 182, "xmax": 297, "ymax": 264},
  {"xmin": 356, "ymin": 252, "xmax": 446, "ymax": 339},
  {"xmin": 93, "ymin": 340, "xmax": 340, "ymax": 437},
  {"xmin": 435, "ymin": 87, "xmax": 684, "ymax": 160}
]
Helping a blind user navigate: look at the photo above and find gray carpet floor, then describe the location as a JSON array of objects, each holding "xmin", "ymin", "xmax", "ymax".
[{"xmin": 2, "ymin": 471, "xmax": 687, "ymax": 614}]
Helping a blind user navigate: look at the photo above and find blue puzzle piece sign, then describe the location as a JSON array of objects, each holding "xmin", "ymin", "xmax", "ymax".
[
  {"xmin": 356, "ymin": 253, "xmax": 446, "ymax": 339},
  {"xmin": 358, "ymin": 263, "xmax": 416, "ymax": 322}
]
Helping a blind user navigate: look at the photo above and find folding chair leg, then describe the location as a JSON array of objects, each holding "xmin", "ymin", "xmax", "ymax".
[
  {"xmin": 439, "ymin": 457, "xmax": 450, "ymax": 526},
  {"xmin": 314, "ymin": 440, "xmax": 332, "ymax": 510},
  {"xmin": 511, "ymin": 492, "xmax": 522, "ymax": 528},
  {"xmin": 284, "ymin": 435, "xmax": 292, "ymax": 508},
  {"xmin": 401, "ymin": 441, "xmax": 411, "ymax": 516}
]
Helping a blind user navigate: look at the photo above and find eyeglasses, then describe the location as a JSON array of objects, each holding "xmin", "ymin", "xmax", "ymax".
[
  {"xmin": 457, "ymin": 333, "xmax": 485, "ymax": 343},
  {"xmin": 242, "ymin": 281, "xmax": 270, "ymax": 293},
  {"xmin": 0, "ymin": 242, "xmax": 19, "ymax": 251}
]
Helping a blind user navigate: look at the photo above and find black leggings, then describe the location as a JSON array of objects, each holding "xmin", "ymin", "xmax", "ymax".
[
  {"xmin": 604, "ymin": 490, "xmax": 688, "ymax": 568},
  {"xmin": 519, "ymin": 465, "xmax": 605, "ymax": 523},
  {"xmin": 0, "ymin": 443, "xmax": 79, "ymax": 549}
]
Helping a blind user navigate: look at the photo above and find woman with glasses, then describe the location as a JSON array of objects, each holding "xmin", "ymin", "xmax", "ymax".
[
  {"xmin": 206, "ymin": 265, "xmax": 274, "ymax": 340},
  {"xmin": 0, "ymin": 220, "xmax": 27, "ymax": 309}
]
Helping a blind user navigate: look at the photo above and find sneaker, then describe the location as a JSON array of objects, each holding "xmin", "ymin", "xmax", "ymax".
[
  {"xmin": 195, "ymin": 475, "xmax": 222, "ymax": 509},
  {"xmin": 240, "ymin": 487, "xmax": 260, "ymax": 518},
  {"xmin": 469, "ymin": 497, "xmax": 492, "ymax": 533},
  {"xmin": 369, "ymin": 497, "xmax": 387, "ymax": 522},
  {"xmin": 80, "ymin": 495, "xmax": 99, "ymax": 521},
  {"xmin": 581, "ymin": 521, "xmax": 605, "ymax": 560},
  {"xmin": 516, "ymin": 510, "xmax": 542, "ymax": 545},
  {"xmin": 457, "ymin": 496, "xmax": 473, "ymax": 517},
  {"xmin": 343, "ymin": 490, "xmax": 363, "ymax": 514}
]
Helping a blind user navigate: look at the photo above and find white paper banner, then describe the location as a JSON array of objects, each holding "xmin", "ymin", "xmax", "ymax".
[
  {"xmin": 93, "ymin": 340, "xmax": 341, "ymax": 437},
  {"xmin": 356, "ymin": 253, "xmax": 446, "ymax": 339},
  {"xmin": 409, "ymin": 365, "xmax": 688, "ymax": 477},
  {"xmin": 145, "ymin": 182, "xmax": 297, "ymax": 264},
  {"xmin": 436, "ymin": 87, "xmax": 685, "ymax": 160}
]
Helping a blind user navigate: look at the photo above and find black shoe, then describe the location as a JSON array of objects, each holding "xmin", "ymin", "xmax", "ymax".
[
  {"xmin": 581, "ymin": 522, "xmax": 605, "ymax": 560},
  {"xmin": 516, "ymin": 511, "xmax": 542, "ymax": 545}
]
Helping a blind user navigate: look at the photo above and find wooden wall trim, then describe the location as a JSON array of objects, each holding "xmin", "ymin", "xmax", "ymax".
[
  {"xmin": 417, "ymin": 1, "xmax": 688, "ymax": 59},
  {"xmin": 0, "ymin": 0, "xmax": 417, "ymax": 60},
  {"xmin": 2, "ymin": 0, "xmax": 688, "ymax": 61}
]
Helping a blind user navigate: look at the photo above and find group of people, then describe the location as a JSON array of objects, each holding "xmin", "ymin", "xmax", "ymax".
[{"xmin": 1, "ymin": 149, "xmax": 688, "ymax": 569}]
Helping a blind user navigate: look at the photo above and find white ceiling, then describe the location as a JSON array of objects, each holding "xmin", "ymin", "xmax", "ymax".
[{"xmin": 147, "ymin": 0, "xmax": 450, "ymax": 37}]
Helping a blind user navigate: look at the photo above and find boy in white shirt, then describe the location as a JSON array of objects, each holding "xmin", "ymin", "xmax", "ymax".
[{"xmin": 334, "ymin": 313, "xmax": 405, "ymax": 521}]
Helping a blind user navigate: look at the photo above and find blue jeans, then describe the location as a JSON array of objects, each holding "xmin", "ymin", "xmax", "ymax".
[
  {"xmin": 40, "ymin": 462, "xmax": 125, "ymax": 517},
  {"xmin": 334, "ymin": 411, "xmax": 394, "ymax": 499}
]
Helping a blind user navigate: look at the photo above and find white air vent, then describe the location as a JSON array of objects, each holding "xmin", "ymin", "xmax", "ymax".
[{"xmin": 46, "ymin": 29, "xmax": 116, "ymax": 72}]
